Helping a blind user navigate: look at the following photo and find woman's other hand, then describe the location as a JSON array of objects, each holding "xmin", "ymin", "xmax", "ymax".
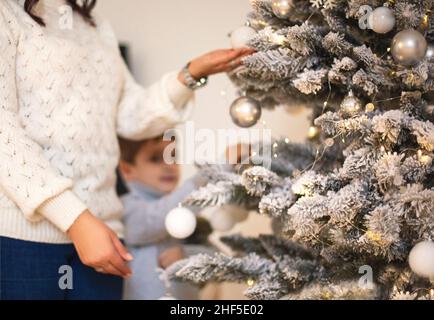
[
  {"xmin": 178, "ymin": 47, "xmax": 255, "ymax": 84},
  {"xmin": 67, "ymin": 210, "xmax": 133, "ymax": 278}
]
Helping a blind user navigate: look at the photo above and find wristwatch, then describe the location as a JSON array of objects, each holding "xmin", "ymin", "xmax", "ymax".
[{"xmin": 181, "ymin": 62, "xmax": 208, "ymax": 90}]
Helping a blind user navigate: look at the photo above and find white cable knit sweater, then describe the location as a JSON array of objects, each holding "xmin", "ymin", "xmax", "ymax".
[{"xmin": 0, "ymin": 0, "xmax": 194, "ymax": 243}]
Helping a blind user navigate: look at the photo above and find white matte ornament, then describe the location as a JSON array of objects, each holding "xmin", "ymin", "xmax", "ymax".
[
  {"xmin": 367, "ymin": 6, "xmax": 395, "ymax": 34},
  {"xmin": 391, "ymin": 29, "xmax": 428, "ymax": 66},
  {"xmin": 165, "ymin": 206, "xmax": 197, "ymax": 239},
  {"xmin": 209, "ymin": 208, "xmax": 237, "ymax": 232},
  {"xmin": 230, "ymin": 96, "xmax": 262, "ymax": 128},
  {"xmin": 271, "ymin": 0, "xmax": 294, "ymax": 19},
  {"xmin": 230, "ymin": 26, "xmax": 257, "ymax": 49},
  {"xmin": 409, "ymin": 241, "xmax": 434, "ymax": 279}
]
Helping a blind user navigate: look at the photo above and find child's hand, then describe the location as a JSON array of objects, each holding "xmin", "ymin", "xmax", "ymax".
[{"xmin": 158, "ymin": 246, "xmax": 185, "ymax": 269}]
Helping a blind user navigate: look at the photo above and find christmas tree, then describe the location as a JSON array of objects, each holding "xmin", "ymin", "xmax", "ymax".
[{"xmin": 166, "ymin": 0, "xmax": 434, "ymax": 300}]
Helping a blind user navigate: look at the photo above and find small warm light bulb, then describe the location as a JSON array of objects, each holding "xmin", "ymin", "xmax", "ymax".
[
  {"xmin": 285, "ymin": 138, "xmax": 290, "ymax": 144},
  {"xmin": 365, "ymin": 103, "xmax": 375, "ymax": 113},
  {"xmin": 274, "ymin": 154, "xmax": 278, "ymax": 158},
  {"xmin": 247, "ymin": 279, "xmax": 255, "ymax": 287}
]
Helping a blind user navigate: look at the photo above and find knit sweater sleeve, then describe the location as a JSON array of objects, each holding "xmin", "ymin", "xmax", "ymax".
[
  {"xmin": 0, "ymin": 5, "xmax": 87, "ymax": 232},
  {"xmin": 97, "ymin": 19, "xmax": 195, "ymax": 141}
]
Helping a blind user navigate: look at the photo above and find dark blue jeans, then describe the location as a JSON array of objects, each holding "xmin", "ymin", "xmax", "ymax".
[{"xmin": 0, "ymin": 236, "xmax": 123, "ymax": 300}]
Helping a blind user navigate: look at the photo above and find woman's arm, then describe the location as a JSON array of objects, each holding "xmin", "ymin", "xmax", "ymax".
[
  {"xmin": 0, "ymin": 9, "xmax": 87, "ymax": 230},
  {"xmin": 0, "ymin": 6, "xmax": 132, "ymax": 279},
  {"xmin": 98, "ymin": 20, "xmax": 253, "ymax": 141}
]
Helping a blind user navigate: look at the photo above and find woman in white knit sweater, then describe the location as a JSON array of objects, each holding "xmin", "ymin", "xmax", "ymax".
[{"xmin": 0, "ymin": 0, "xmax": 253, "ymax": 300}]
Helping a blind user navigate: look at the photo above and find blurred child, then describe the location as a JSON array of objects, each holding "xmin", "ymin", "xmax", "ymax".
[{"xmin": 118, "ymin": 135, "xmax": 207, "ymax": 300}]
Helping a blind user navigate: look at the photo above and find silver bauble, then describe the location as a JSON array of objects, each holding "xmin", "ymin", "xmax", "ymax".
[
  {"xmin": 271, "ymin": 0, "xmax": 294, "ymax": 19},
  {"xmin": 367, "ymin": 6, "xmax": 395, "ymax": 34},
  {"xmin": 425, "ymin": 44, "xmax": 434, "ymax": 61},
  {"xmin": 391, "ymin": 29, "xmax": 428, "ymax": 66},
  {"xmin": 340, "ymin": 90, "xmax": 362, "ymax": 116},
  {"xmin": 230, "ymin": 96, "xmax": 262, "ymax": 128},
  {"xmin": 423, "ymin": 104, "xmax": 434, "ymax": 120}
]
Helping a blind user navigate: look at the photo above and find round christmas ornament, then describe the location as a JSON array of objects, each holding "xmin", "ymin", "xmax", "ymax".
[
  {"xmin": 307, "ymin": 125, "xmax": 320, "ymax": 140},
  {"xmin": 271, "ymin": 0, "xmax": 294, "ymax": 19},
  {"xmin": 423, "ymin": 104, "xmax": 434, "ymax": 120},
  {"xmin": 409, "ymin": 241, "xmax": 434, "ymax": 279},
  {"xmin": 340, "ymin": 90, "xmax": 362, "ymax": 116},
  {"xmin": 165, "ymin": 206, "xmax": 197, "ymax": 239},
  {"xmin": 391, "ymin": 29, "xmax": 428, "ymax": 67},
  {"xmin": 230, "ymin": 26, "xmax": 257, "ymax": 49},
  {"xmin": 230, "ymin": 96, "xmax": 262, "ymax": 128},
  {"xmin": 209, "ymin": 208, "xmax": 237, "ymax": 232},
  {"xmin": 367, "ymin": 6, "xmax": 395, "ymax": 34},
  {"xmin": 425, "ymin": 44, "xmax": 434, "ymax": 61}
]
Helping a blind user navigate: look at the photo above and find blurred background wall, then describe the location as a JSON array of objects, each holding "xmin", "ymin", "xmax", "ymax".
[{"xmin": 96, "ymin": 0, "xmax": 311, "ymax": 299}]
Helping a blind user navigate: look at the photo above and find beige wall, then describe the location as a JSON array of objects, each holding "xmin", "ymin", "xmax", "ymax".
[{"xmin": 96, "ymin": 0, "xmax": 311, "ymax": 299}]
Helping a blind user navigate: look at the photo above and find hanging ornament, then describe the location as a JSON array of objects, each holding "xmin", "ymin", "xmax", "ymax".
[
  {"xmin": 423, "ymin": 104, "xmax": 434, "ymax": 120},
  {"xmin": 165, "ymin": 205, "xmax": 197, "ymax": 239},
  {"xmin": 391, "ymin": 29, "xmax": 428, "ymax": 67},
  {"xmin": 209, "ymin": 207, "xmax": 237, "ymax": 232},
  {"xmin": 230, "ymin": 96, "xmax": 262, "ymax": 128},
  {"xmin": 409, "ymin": 241, "xmax": 434, "ymax": 280},
  {"xmin": 271, "ymin": 0, "xmax": 294, "ymax": 19},
  {"xmin": 340, "ymin": 90, "xmax": 362, "ymax": 116},
  {"xmin": 425, "ymin": 44, "xmax": 434, "ymax": 61},
  {"xmin": 307, "ymin": 125, "xmax": 320, "ymax": 140},
  {"xmin": 367, "ymin": 6, "xmax": 395, "ymax": 34},
  {"xmin": 230, "ymin": 26, "xmax": 257, "ymax": 49}
]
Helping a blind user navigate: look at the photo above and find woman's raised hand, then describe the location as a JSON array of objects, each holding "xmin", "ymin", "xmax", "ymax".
[
  {"xmin": 180, "ymin": 47, "xmax": 256, "ymax": 82},
  {"xmin": 67, "ymin": 210, "xmax": 133, "ymax": 278}
]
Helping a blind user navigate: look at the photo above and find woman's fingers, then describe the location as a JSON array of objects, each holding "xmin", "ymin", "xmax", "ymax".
[
  {"xmin": 110, "ymin": 232, "xmax": 133, "ymax": 262},
  {"xmin": 98, "ymin": 263, "xmax": 124, "ymax": 278},
  {"xmin": 110, "ymin": 252, "xmax": 132, "ymax": 278},
  {"xmin": 221, "ymin": 48, "xmax": 255, "ymax": 64}
]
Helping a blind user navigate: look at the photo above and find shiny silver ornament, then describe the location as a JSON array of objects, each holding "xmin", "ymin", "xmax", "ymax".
[
  {"xmin": 391, "ymin": 29, "xmax": 428, "ymax": 66},
  {"xmin": 425, "ymin": 44, "xmax": 434, "ymax": 61},
  {"xmin": 271, "ymin": 0, "xmax": 294, "ymax": 19},
  {"xmin": 423, "ymin": 104, "xmax": 434, "ymax": 120},
  {"xmin": 367, "ymin": 6, "xmax": 395, "ymax": 34},
  {"xmin": 340, "ymin": 90, "xmax": 362, "ymax": 116},
  {"xmin": 230, "ymin": 96, "xmax": 262, "ymax": 128}
]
